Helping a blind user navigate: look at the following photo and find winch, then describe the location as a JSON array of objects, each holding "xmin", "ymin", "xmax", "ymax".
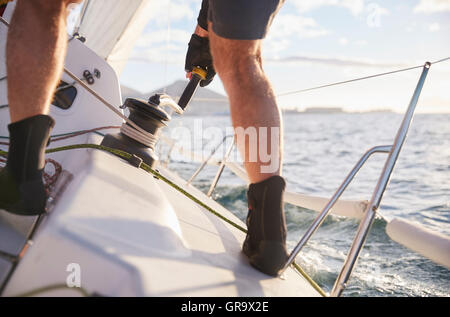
[
  {"xmin": 101, "ymin": 94, "xmax": 179, "ymax": 167},
  {"xmin": 101, "ymin": 68, "xmax": 205, "ymax": 168}
]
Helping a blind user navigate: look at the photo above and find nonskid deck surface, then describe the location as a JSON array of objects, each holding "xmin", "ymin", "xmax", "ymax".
[
  {"xmin": 0, "ymin": 135, "xmax": 320, "ymax": 297},
  {"xmin": 154, "ymin": 163, "xmax": 320, "ymax": 296}
]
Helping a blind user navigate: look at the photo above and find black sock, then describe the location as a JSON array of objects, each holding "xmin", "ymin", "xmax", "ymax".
[{"xmin": 0, "ymin": 114, "xmax": 55, "ymax": 215}]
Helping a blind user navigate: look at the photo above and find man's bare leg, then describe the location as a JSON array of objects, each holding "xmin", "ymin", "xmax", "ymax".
[
  {"xmin": 209, "ymin": 27, "xmax": 288, "ymax": 276},
  {"xmin": 7, "ymin": 0, "xmax": 79, "ymax": 122},
  {"xmin": 0, "ymin": 0, "xmax": 81, "ymax": 216},
  {"xmin": 208, "ymin": 27, "xmax": 283, "ymax": 184}
]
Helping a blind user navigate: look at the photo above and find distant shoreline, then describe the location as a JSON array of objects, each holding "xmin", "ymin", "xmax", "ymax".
[
  {"xmin": 121, "ymin": 84, "xmax": 448, "ymax": 116},
  {"xmin": 180, "ymin": 111, "xmax": 448, "ymax": 117}
]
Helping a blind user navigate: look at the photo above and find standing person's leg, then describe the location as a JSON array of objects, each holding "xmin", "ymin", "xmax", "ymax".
[
  {"xmin": 208, "ymin": 34, "xmax": 283, "ymax": 183},
  {"xmin": 208, "ymin": 0, "xmax": 287, "ymax": 276},
  {"xmin": 8, "ymin": 0, "xmax": 79, "ymax": 122},
  {"xmin": 0, "ymin": 0, "xmax": 81, "ymax": 216}
]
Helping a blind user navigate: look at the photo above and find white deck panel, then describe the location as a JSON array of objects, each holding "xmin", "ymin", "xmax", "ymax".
[
  {"xmin": 155, "ymin": 165, "xmax": 320, "ymax": 296},
  {"xmin": 3, "ymin": 142, "xmax": 320, "ymax": 297}
]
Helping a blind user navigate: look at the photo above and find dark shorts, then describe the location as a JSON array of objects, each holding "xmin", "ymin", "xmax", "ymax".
[{"xmin": 208, "ymin": 0, "xmax": 284, "ymax": 40}]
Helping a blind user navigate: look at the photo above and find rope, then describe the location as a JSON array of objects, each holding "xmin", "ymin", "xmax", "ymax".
[
  {"xmin": 431, "ymin": 56, "xmax": 450, "ymax": 64},
  {"xmin": 277, "ymin": 57, "xmax": 450, "ymax": 97},
  {"xmin": 50, "ymin": 126, "xmax": 119, "ymax": 142},
  {"xmin": 0, "ymin": 143, "xmax": 326, "ymax": 296},
  {"xmin": 12, "ymin": 284, "xmax": 90, "ymax": 297},
  {"xmin": 292, "ymin": 262, "xmax": 327, "ymax": 297},
  {"xmin": 120, "ymin": 123, "xmax": 158, "ymax": 148},
  {"xmin": 0, "ymin": 15, "xmax": 7, "ymax": 27},
  {"xmin": 0, "ymin": 144, "xmax": 247, "ymax": 233},
  {"xmin": 47, "ymin": 144, "xmax": 248, "ymax": 233},
  {"xmin": 43, "ymin": 158, "xmax": 62, "ymax": 192},
  {"xmin": 0, "ymin": 126, "xmax": 120, "ymax": 145}
]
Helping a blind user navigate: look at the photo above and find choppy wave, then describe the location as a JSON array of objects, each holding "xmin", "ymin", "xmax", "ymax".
[{"xmin": 165, "ymin": 113, "xmax": 450, "ymax": 297}]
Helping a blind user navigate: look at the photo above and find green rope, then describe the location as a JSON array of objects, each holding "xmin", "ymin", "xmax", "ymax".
[
  {"xmin": 0, "ymin": 130, "xmax": 107, "ymax": 140},
  {"xmin": 12, "ymin": 284, "xmax": 90, "ymax": 297},
  {"xmin": 1, "ymin": 143, "xmax": 327, "ymax": 297},
  {"xmin": 46, "ymin": 143, "xmax": 248, "ymax": 233},
  {"xmin": 293, "ymin": 262, "xmax": 327, "ymax": 297}
]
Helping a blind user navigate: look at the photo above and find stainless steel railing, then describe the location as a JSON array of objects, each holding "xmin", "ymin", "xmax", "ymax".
[
  {"xmin": 283, "ymin": 62, "xmax": 431, "ymax": 296},
  {"xmin": 206, "ymin": 138, "xmax": 236, "ymax": 197},
  {"xmin": 330, "ymin": 62, "xmax": 431, "ymax": 296},
  {"xmin": 186, "ymin": 135, "xmax": 234, "ymax": 186},
  {"xmin": 282, "ymin": 145, "xmax": 392, "ymax": 271}
]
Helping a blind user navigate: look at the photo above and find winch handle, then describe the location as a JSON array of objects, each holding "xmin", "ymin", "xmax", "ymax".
[{"xmin": 178, "ymin": 66, "xmax": 207, "ymax": 110}]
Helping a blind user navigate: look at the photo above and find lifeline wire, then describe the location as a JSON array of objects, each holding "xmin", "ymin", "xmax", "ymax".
[{"xmin": 277, "ymin": 57, "xmax": 450, "ymax": 97}]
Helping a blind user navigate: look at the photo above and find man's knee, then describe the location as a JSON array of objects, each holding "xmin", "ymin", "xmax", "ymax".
[{"xmin": 210, "ymin": 38, "xmax": 262, "ymax": 79}]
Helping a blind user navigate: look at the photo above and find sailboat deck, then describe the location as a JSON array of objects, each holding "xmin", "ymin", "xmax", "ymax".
[{"xmin": 1, "ymin": 135, "xmax": 320, "ymax": 297}]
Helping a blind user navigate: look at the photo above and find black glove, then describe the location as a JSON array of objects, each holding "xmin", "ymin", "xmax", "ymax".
[{"xmin": 185, "ymin": 34, "xmax": 216, "ymax": 87}]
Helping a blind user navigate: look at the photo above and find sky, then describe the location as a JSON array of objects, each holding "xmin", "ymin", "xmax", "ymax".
[{"xmin": 90, "ymin": 1, "xmax": 450, "ymax": 113}]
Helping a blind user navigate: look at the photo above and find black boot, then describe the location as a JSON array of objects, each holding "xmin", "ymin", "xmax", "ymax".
[
  {"xmin": 0, "ymin": 115, "xmax": 55, "ymax": 216},
  {"xmin": 243, "ymin": 175, "xmax": 288, "ymax": 276}
]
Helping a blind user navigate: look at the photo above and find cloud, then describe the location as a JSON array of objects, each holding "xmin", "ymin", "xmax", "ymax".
[
  {"xmin": 135, "ymin": 28, "xmax": 191, "ymax": 47},
  {"xmin": 129, "ymin": 0, "xmax": 197, "ymax": 64},
  {"xmin": 130, "ymin": 27, "xmax": 191, "ymax": 65},
  {"xmin": 143, "ymin": 0, "xmax": 195, "ymax": 27},
  {"xmin": 338, "ymin": 37, "xmax": 349, "ymax": 45},
  {"xmin": 263, "ymin": 14, "xmax": 329, "ymax": 57},
  {"xmin": 129, "ymin": 43, "xmax": 186, "ymax": 64},
  {"xmin": 290, "ymin": 0, "xmax": 365, "ymax": 16},
  {"xmin": 405, "ymin": 22, "xmax": 417, "ymax": 33},
  {"xmin": 428, "ymin": 23, "xmax": 440, "ymax": 32},
  {"xmin": 414, "ymin": 0, "xmax": 450, "ymax": 14},
  {"xmin": 355, "ymin": 39, "xmax": 368, "ymax": 46},
  {"xmin": 268, "ymin": 14, "xmax": 330, "ymax": 39},
  {"xmin": 264, "ymin": 54, "xmax": 405, "ymax": 69}
]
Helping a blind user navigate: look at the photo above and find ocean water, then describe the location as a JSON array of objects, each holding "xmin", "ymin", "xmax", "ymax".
[{"xmin": 161, "ymin": 112, "xmax": 450, "ymax": 297}]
